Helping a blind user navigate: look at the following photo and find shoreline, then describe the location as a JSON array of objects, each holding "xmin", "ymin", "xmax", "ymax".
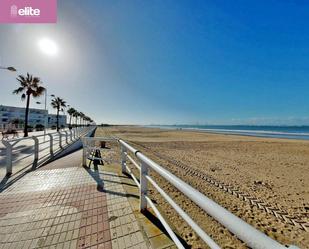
[{"xmin": 146, "ymin": 125, "xmax": 309, "ymax": 140}]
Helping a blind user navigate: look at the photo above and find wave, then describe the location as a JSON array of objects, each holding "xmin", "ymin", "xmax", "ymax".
[
  {"xmin": 148, "ymin": 125, "xmax": 309, "ymax": 140},
  {"xmin": 186, "ymin": 128, "xmax": 309, "ymax": 136}
]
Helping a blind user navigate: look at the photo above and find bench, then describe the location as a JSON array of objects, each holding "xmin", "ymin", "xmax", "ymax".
[{"xmin": 81, "ymin": 137, "xmax": 115, "ymax": 167}]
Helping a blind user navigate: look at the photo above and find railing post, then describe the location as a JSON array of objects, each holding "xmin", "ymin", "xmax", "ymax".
[
  {"xmin": 32, "ymin": 136, "xmax": 39, "ymax": 168},
  {"xmin": 82, "ymin": 138, "xmax": 87, "ymax": 166},
  {"xmin": 47, "ymin": 134, "xmax": 54, "ymax": 156},
  {"xmin": 121, "ymin": 145, "xmax": 127, "ymax": 174},
  {"xmin": 2, "ymin": 140, "xmax": 13, "ymax": 176},
  {"xmin": 69, "ymin": 129, "xmax": 73, "ymax": 141},
  {"xmin": 72, "ymin": 128, "xmax": 75, "ymax": 139},
  {"xmin": 64, "ymin": 131, "xmax": 69, "ymax": 144},
  {"xmin": 58, "ymin": 132, "xmax": 62, "ymax": 148},
  {"xmin": 140, "ymin": 161, "xmax": 149, "ymax": 211}
]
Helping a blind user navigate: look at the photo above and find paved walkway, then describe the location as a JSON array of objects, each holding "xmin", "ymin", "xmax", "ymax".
[{"xmin": 0, "ymin": 149, "xmax": 176, "ymax": 249}]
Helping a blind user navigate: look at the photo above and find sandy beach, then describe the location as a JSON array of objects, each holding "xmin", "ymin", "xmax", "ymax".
[{"xmin": 96, "ymin": 126, "xmax": 309, "ymax": 248}]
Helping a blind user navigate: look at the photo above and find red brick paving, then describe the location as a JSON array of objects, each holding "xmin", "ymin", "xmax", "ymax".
[
  {"xmin": 0, "ymin": 176, "xmax": 111, "ymax": 248},
  {"xmin": 0, "ymin": 150, "xmax": 152, "ymax": 249}
]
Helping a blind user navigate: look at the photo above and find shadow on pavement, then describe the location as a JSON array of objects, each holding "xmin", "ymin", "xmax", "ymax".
[
  {"xmin": 142, "ymin": 209, "xmax": 191, "ymax": 248},
  {"xmin": 83, "ymin": 163, "xmax": 140, "ymax": 200},
  {"xmin": 83, "ymin": 160, "xmax": 190, "ymax": 248}
]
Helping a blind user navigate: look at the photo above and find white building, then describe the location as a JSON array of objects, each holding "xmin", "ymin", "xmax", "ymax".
[
  {"xmin": 0, "ymin": 105, "xmax": 67, "ymax": 130},
  {"xmin": 47, "ymin": 114, "xmax": 67, "ymax": 128}
]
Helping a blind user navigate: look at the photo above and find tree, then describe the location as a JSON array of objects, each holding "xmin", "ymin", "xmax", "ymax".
[
  {"xmin": 67, "ymin": 107, "xmax": 76, "ymax": 127},
  {"xmin": 13, "ymin": 73, "xmax": 45, "ymax": 137},
  {"xmin": 84, "ymin": 116, "xmax": 90, "ymax": 126},
  {"xmin": 73, "ymin": 111, "xmax": 79, "ymax": 127},
  {"xmin": 79, "ymin": 112, "xmax": 85, "ymax": 126},
  {"xmin": 51, "ymin": 97, "xmax": 66, "ymax": 132},
  {"xmin": 86, "ymin": 116, "xmax": 91, "ymax": 125},
  {"xmin": 88, "ymin": 117, "xmax": 93, "ymax": 125}
]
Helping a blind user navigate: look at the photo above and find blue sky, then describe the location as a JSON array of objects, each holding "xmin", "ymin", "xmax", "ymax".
[{"xmin": 1, "ymin": 0, "xmax": 309, "ymax": 125}]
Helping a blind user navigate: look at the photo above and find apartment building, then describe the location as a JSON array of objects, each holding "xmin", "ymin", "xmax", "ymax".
[{"xmin": 0, "ymin": 105, "xmax": 67, "ymax": 129}]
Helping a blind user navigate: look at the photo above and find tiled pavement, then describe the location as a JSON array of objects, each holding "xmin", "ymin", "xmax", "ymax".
[{"xmin": 0, "ymin": 150, "xmax": 154, "ymax": 249}]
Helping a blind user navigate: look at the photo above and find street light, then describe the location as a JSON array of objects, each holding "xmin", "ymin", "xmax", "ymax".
[
  {"xmin": 36, "ymin": 91, "xmax": 55, "ymax": 138},
  {"xmin": 63, "ymin": 104, "xmax": 70, "ymax": 127},
  {"xmin": 0, "ymin": 66, "xmax": 17, "ymax": 72}
]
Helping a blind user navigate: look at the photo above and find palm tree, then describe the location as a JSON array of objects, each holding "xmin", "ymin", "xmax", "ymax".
[
  {"xmin": 72, "ymin": 110, "xmax": 78, "ymax": 127},
  {"xmin": 67, "ymin": 107, "xmax": 76, "ymax": 128},
  {"xmin": 79, "ymin": 112, "xmax": 85, "ymax": 126},
  {"xmin": 51, "ymin": 97, "xmax": 66, "ymax": 131},
  {"xmin": 83, "ymin": 114, "xmax": 88, "ymax": 126},
  {"xmin": 13, "ymin": 73, "xmax": 45, "ymax": 137},
  {"xmin": 83, "ymin": 115, "xmax": 89, "ymax": 126}
]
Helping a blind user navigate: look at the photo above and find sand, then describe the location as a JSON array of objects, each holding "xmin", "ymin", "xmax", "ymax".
[{"xmin": 95, "ymin": 126, "xmax": 309, "ymax": 248}]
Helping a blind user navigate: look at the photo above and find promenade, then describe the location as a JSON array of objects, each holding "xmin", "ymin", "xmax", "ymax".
[
  {"xmin": 1, "ymin": 126, "xmax": 301, "ymax": 248},
  {"xmin": 0, "ymin": 149, "xmax": 176, "ymax": 249}
]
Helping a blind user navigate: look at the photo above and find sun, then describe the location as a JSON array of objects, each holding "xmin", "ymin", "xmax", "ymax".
[{"xmin": 38, "ymin": 38, "xmax": 58, "ymax": 56}]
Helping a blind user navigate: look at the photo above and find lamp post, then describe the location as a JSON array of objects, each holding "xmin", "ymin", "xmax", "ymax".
[
  {"xmin": 36, "ymin": 91, "xmax": 55, "ymax": 138},
  {"xmin": 0, "ymin": 66, "xmax": 17, "ymax": 72},
  {"xmin": 1, "ymin": 65, "xmax": 16, "ymax": 130},
  {"xmin": 64, "ymin": 104, "xmax": 70, "ymax": 128}
]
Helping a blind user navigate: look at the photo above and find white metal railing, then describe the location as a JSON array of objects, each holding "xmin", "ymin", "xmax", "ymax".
[
  {"xmin": 1, "ymin": 126, "xmax": 95, "ymax": 176},
  {"xmin": 81, "ymin": 137, "xmax": 116, "ymax": 166},
  {"xmin": 0, "ymin": 124, "xmax": 72, "ymax": 131},
  {"xmin": 118, "ymin": 139, "xmax": 299, "ymax": 249}
]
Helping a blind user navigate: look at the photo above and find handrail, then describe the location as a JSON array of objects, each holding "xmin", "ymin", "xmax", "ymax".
[
  {"xmin": 2, "ymin": 126, "xmax": 95, "ymax": 175},
  {"xmin": 6, "ymin": 129, "xmax": 69, "ymax": 143},
  {"xmin": 118, "ymin": 139, "xmax": 299, "ymax": 249},
  {"xmin": 145, "ymin": 174, "xmax": 220, "ymax": 249}
]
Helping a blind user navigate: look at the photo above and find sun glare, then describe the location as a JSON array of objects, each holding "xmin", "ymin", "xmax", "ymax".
[{"xmin": 38, "ymin": 38, "xmax": 58, "ymax": 56}]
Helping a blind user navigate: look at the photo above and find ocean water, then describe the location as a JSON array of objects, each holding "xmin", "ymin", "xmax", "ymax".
[{"xmin": 149, "ymin": 125, "xmax": 309, "ymax": 140}]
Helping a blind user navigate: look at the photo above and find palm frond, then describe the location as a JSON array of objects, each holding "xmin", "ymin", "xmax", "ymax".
[
  {"xmin": 51, "ymin": 97, "xmax": 66, "ymax": 110},
  {"xmin": 17, "ymin": 75, "xmax": 26, "ymax": 82},
  {"xmin": 32, "ymin": 86, "xmax": 46, "ymax": 98},
  {"xmin": 12, "ymin": 86, "xmax": 25, "ymax": 95},
  {"xmin": 27, "ymin": 73, "xmax": 32, "ymax": 83},
  {"xmin": 16, "ymin": 75, "xmax": 28, "ymax": 87},
  {"xmin": 67, "ymin": 108, "xmax": 76, "ymax": 116},
  {"xmin": 51, "ymin": 102, "xmax": 58, "ymax": 108},
  {"xmin": 14, "ymin": 73, "xmax": 44, "ymax": 102}
]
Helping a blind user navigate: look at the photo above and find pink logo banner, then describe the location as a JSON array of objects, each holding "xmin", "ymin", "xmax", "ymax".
[{"xmin": 0, "ymin": 0, "xmax": 57, "ymax": 23}]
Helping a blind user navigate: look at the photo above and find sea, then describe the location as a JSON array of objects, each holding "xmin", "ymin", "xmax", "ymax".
[{"xmin": 148, "ymin": 125, "xmax": 309, "ymax": 140}]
